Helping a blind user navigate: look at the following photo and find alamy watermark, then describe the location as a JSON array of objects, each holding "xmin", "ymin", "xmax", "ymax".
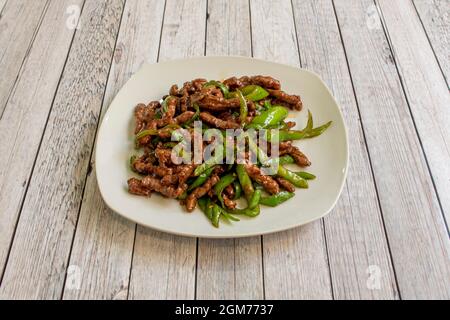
[{"xmin": 65, "ymin": 5, "xmax": 81, "ymax": 30}]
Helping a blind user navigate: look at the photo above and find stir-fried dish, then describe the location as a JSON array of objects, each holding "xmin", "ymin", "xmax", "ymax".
[{"xmin": 128, "ymin": 75, "xmax": 331, "ymax": 228}]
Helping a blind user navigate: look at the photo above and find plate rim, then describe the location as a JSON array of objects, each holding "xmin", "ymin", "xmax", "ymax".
[{"xmin": 95, "ymin": 55, "xmax": 349, "ymax": 238}]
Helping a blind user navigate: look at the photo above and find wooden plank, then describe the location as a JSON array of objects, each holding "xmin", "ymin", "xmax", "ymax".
[
  {"xmin": 0, "ymin": 0, "xmax": 7, "ymax": 15},
  {"xmin": 62, "ymin": 0, "xmax": 166, "ymax": 300},
  {"xmin": 127, "ymin": 0, "xmax": 206, "ymax": 300},
  {"xmin": 291, "ymin": 0, "xmax": 398, "ymax": 299},
  {"xmin": 0, "ymin": 0, "xmax": 84, "ymax": 285},
  {"xmin": 377, "ymin": 0, "xmax": 450, "ymax": 227},
  {"xmin": 0, "ymin": 0, "xmax": 49, "ymax": 116},
  {"xmin": 334, "ymin": 0, "xmax": 450, "ymax": 299},
  {"xmin": 195, "ymin": 0, "xmax": 264, "ymax": 300},
  {"xmin": 413, "ymin": 0, "xmax": 450, "ymax": 85},
  {"xmin": 0, "ymin": 0, "xmax": 125, "ymax": 299},
  {"xmin": 250, "ymin": 0, "xmax": 332, "ymax": 300}
]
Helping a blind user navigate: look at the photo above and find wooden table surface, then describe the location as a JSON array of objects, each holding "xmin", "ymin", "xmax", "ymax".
[{"xmin": 0, "ymin": 0, "xmax": 449, "ymax": 300}]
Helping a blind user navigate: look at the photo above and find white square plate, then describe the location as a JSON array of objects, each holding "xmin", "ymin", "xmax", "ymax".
[{"xmin": 95, "ymin": 56, "xmax": 348, "ymax": 238}]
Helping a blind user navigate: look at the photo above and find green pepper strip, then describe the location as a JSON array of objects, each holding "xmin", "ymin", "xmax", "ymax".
[
  {"xmin": 211, "ymin": 204, "xmax": 221, "ymax": 228},
  {"xmin": 233, "ymin": 181, "xmax": 242, "ymax": 200},
  {"xmin": 204, "ymin": 80, "xmax": 230, "ymax": 98},
  {"xmin": 214, "ymin": 173, "xmax": 236, "ymax": 207},
  {"xmin": 247, "ymin": 136, "xmax": 270, "ymax": 167},
  {"xmin": 236, "ymin": 89, "xmax": 248, "ymax": 125},
  {"xmin": 296, "ymin": 171, "xmax": 316, "ymax": 180},
  {"xmin": 246, "ymin": 106, "xmax": 288, "ymax": 129},
  {"xmin": 265, "ymin": 111, "xmax": 332, "ymax": 142},
  {"xmin": 279, "ymin": 155, "xmax": 295, "ymax": 165},
  {"xmin": 130, "ymin": 155, "xmax": 137, "ymax": 172},
  {"xmin": 304, "ymin": 121, "xmax": 332, "ymax": 138},
  {"xmin": 163, "ymin": 142, "xmax": 178, "ymax": 148},
  {"xmin": 135, "ymin": 129, "xmax": 158, "ymax": 140},
  {"xmin": 205, "ymin": 198, "xmax": 214, "ymax": 221},
  {"xmin": 248, "ymin": 189, "xmax": 261, "ymax": 209},
  {"xmin": 183, "ymin": 102, "xmax": 200, "ymax": 128},
  {"xmin": 198, "ymin": 197, "xmax": 207, "ymax": 210},
  {"xmin": 229, "ymin": 205, "xmax": 260, "ymax": 218},
  {"xmin": 161, "ymin": 95, "xmax": 174, "ymax": 114},
  {"xmin": 236, "ymin": 164, "xmax": 254, "ymax": 201},
  {"xmin": 240, "ymin": 85, "xmax": 269, "ymax": 101},
  {"xmin": 188, "ymin": 166, "xmax": 216, "ymax": 191},
  {"xmin": 263, "ymin": 99, "xmax": 272, "ymax": 110},
  {"xmin": 177, "ymin": 191, "xmax": 188, "ymax": 200},
  {"xmin": 194, "ymin": 160, "xmax": 218, "ymax": 177},
  {"xmin": 305, "ymin": 110, "xmax": 313, "ymax": 131},
  {"xmin": 219, "ymin": 206, "xmax": 240, "ymax": 222},
  {"xmin": 259, "ymin": 191, "xmax": 294, "ymax": 207},
  {"xmin": 277, "ymin": 165, "xmax": 309, "ymax": 188}
]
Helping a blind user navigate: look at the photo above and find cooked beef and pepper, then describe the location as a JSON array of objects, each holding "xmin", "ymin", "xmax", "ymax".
[{"xmin": 128, "ymin": 75, "xmax": 331, "ymax": 228}]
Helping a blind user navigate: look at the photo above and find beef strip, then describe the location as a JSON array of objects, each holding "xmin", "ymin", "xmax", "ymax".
[
  {"xmin": 128, "ymin": 178, "xmax": 152, "ymax": 197},
  {"xmin": 200, "ymin": 112, "xmax": 241, "ymax": 129},
  {"xmin": 275, "ymin": 177, "xmax": 295, "ymax": 192},
  {"xmin": 268, "ymin": 89, "xmax": 303, "ymax": 110},
  {"xmin": 279, "ymin": 142, "xmax": 311, "ymax": 167},
  {"xmin": 244, "ymin": 164, "xmax": 280, "ymax": 195},
  {"xmin": 186, "ymin": 174, "xmax": 220, "ymax": 212},
  {"xmin": 141, "ymin": 175, "xmax": 187, "ymax": 198},
  {"xmin": 222, "ymin": 194, "xmax": 237, "ymax": 210}
]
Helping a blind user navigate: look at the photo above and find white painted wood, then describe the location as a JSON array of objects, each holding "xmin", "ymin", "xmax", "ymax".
[
  {"xmin": 0, "ymin": 0, "xmax": 125, "ymax": 299},
  {"xmin": 0, "ymin": 0, "xmax": 8, "ymax": 14},
  {"xmin": 291, "ymin": 0, "xmax": 398, "ymax": 299},
  {"xmin": 0, "ymin": 0, "xmax": 48, "ymax": 115},
  {"xmin": 205, "ymin": 0, "xmax": 252, "ymax": 57},
  {"xmin": 127, "ymin": 0, "xmax": 207, "ymax": 300},
  {"xmin": 334, "ymin": 0, "xmax": 450, "ymax": 299},
  {"xmin": 377, "ymin": 0, "xmax": 450, "ymax": 226},
  {"xmin": 413, "ymin": 0, "xmax": 450, "ymax": 85},
  {"xmin": 63, "ymin": 0, "xmax": 166, "ymax": 300},
  {"xmin": 0, "ymin": 0, "xmax": 84, "ymax": 284},
  {"xmin": 251, "ymin": 0, "xmax": 332, "ymax": 300},
  {"xmin": 195, "ymin": 0, "xmax": 264, "ymax": 300}
]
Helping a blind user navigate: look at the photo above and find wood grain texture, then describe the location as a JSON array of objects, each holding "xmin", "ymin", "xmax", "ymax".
[
  {"xmin": 413, "ymin": 0, "xmax": 450, "ymax": 85},
  {"xmin": 334, "ymin": 0, "xmax": 450, "ymax": 299},
  {"xmin": 63, "ymin": 0, "xmax": 166, "ymax": 300},
  {"xmin": 377, "ymin": 0, "xmax": 450, "ymax": 226},
  {"xmin": 0, "ymin": 0, "xmax": 7, "ymax": 14},
  {"xmin": 0, "ymin": 0, "xmax": 84, "ymax": 284},
  {"xmin": 0, "ymin": 0, "xmax": 49, "ymax": 115},
  {"xmin": 0, "ymin": 0, "xmax": 125, "ymax": 299},
  {"xmin": 195, "ymin": 0, "xmax": 264, "ymax": 300},
  {"xmin": 292, "ymin": 0, "xmax": 398, "ymax": 299},
  {"xmin": 251, "ymin": 0, "xmax": 332, "ymax": 300},
  {"xmin": 127, "ymin": 0, "xmax": 206, "ymax": 300}
]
